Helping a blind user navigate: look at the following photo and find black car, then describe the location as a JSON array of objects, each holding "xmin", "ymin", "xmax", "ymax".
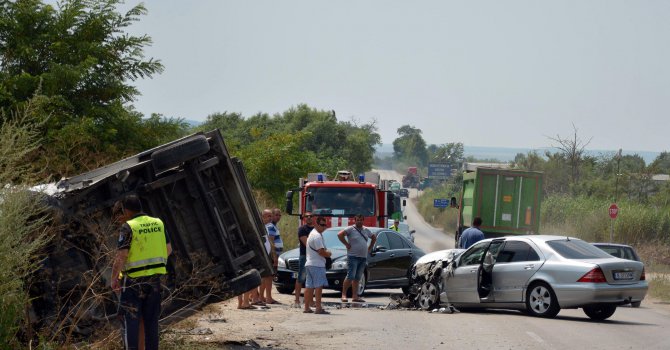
[
  {"xmin": 592, "ymin": 243, "xmax": 641, "ymax": 261},
  {"xmin": 592, "ymin": 242, "xmax": 643, "ymax": 307},
  {"xmin": 398, "ymin": 188, "xmax": 409, "ymax": 197},
  {"xmin": 274, "ymin": 227, "xmax": 425, "ymax": 296}
]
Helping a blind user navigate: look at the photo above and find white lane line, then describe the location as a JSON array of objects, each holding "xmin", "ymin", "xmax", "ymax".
[{"xmin": 526, "ymin": 331, "xmax": 545, "ymax": 343}]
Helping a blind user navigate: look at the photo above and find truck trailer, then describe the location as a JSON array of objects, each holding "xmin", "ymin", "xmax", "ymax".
[{"xmin": 455, "ymin": 167, "xmax": 543, "ymax": 245}]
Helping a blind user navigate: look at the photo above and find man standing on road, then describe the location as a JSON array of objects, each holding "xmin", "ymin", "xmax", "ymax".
[
  {"xmin": 337, "ymin": 214, "xmax": 376, "ymax": 303},
  {"xmin": 294, "ymin": 212, "xmax": 314, "ymax": 307},
  {"xmin": 459, "ymin": 217, "xmax": 485, "ymax": 249},
  {"xmin": 111, "ymin": 195, "xmax": 172, "ymax": 350},
  {"xmin": 304, "ymin": 216, "xmax": 332, "ymax": 314}
]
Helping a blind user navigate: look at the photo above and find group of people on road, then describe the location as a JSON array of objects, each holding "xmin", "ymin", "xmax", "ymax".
[
  {"xmin": 238, "ymin": 208, "xmax": 284, "ymax": 309},
  {"xmin": 109, "ymin": 191, "xmax": 484, "ymax": 348},
  {"xmin": 290, "ymin": 213, "xmax": 376, "ymax": 314}
]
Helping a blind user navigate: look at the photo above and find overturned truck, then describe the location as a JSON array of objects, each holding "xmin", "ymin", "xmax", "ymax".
[{"xmin": 29, "ymin": 130, "xmax": 272, "ymax": 340}]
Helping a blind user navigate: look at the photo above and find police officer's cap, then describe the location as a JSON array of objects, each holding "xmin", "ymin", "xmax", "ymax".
[{"xmin": 122, "ymin": 195, "xmax": 143, "ymax": 212}]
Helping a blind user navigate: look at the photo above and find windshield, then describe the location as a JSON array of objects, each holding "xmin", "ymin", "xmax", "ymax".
[
  {"xmin": 547, "ymin": 239, "xmax": 613, "ymax": 259},
  {"xmin": 322, "ymin": 229, "xmax": 346, "ymax": 249},
  {"xmin": 306, "ymin": 187, "xmax": 375, "ymax": 216}
]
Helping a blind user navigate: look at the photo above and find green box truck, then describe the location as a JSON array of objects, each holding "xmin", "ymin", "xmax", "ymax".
[{"xmin": 455, "ymin": 167, "xmax": 543, "ymax": 245}]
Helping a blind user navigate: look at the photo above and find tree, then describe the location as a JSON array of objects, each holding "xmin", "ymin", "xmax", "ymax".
[
  {"xmin": 513, "ymin": 151, "xmax": 545, "ymax": 171},
  {"xmin": 428, "ymin": 142, "xmax": 464, "ymax": 168},
  {"xmin": 393, "ymin": 125, "xmax": 428, "ymax": 166},
  {"xmin": 237, "ymin": 132, "xmax": 321, "ymax": 203},
  {"xmin": 0, "ymin": 0, "xmax": 179, "ymax": 177},
  {"xmin": 650, "ymin": 151, "xmax": 670, "ymax": 174},
  {"xmin": 548, "ymin": 124, "xmax": 592, "ymax": 188}
]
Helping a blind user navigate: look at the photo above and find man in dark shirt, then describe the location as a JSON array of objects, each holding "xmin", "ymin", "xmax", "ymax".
[{"xmin": 294, "ymin": 212, "xmax": 314, "ymax": 307}]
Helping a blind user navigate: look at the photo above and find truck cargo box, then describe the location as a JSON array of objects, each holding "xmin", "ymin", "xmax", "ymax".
[{"xmin": 456, "ymin": 168, "xmax": 543, "ymax": 243}]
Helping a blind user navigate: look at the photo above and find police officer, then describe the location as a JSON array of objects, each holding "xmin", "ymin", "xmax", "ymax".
[
  {"xmin": 111, "ymin": 195, "xmax": 172, "ymax": 350},
  {"xmin": 389, "ymin": 219, "xmax": 400, "ymax": 232}
]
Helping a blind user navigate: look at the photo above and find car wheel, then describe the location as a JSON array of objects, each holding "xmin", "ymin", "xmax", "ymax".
[
  {"xmin": 357, "ymin": 272, "xmax": 367, "ymax": 297},
  {"xmin": 583, "ymin": 304, "xmax": 617, "ymax": 320},
  {"xmin": 417, "ymin": 281, "xmax": 440, "ymax": 311},
  {"xmin": 631, "ymin": 301, "xmax": 641, "ymax": 308},
  {"xmin": 276, "ymin": 285, "xmax": 294, "ymax": 295},
  {"xmin": 346, "ymin": 272, "xmax": 367, "ymax": 298},
  {"xmin": 525, "ymin": 282, "xmax": 560, "ymax": 318},
  {"xmin": 151, "ymin": 135, "xmax": 210, "ymax": 174}
]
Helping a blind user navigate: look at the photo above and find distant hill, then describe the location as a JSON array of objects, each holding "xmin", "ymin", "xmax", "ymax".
[
  {"xmin": 185, "ymin": 119, "xmax": 202, "ymax": 127},
  {"xmin": 375, "ymin": 144, "xmax": 660, "ymax": 165}
]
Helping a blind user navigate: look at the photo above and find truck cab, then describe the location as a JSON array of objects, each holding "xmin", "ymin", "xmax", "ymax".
[{"xmin": 286, "ymin": 171, "xmax": 393, "ymax": 228}]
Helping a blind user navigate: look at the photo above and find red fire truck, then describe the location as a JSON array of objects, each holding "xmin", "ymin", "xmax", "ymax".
[{"xmin": 285, "ymin": 170, "xmax": 394, "ymax": 228}]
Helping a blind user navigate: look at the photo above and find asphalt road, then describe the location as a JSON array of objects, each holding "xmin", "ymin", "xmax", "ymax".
[
  {"xmin": 341, "ymin": 169, "xmax": 670, "ymax": 350},
  {"xmin": 201, "ymin": 170, "xmax": 670, "ymax": 350}
]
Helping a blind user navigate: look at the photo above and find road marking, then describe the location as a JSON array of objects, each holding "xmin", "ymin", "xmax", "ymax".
[{"xmin": 526, "ymin": 331, "xmax": 544, "ymax": 343}]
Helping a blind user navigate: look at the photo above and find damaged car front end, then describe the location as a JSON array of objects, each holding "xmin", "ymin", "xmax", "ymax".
[{"xmin": 407, "ymin": 249, "xmax": 465, "ymax": 310}]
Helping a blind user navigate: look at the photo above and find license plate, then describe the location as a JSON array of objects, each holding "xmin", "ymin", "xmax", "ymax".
[
  {"xmin": 292, "ymin": 272, "xmax": 298, "ymax": 279},
  {"xmin": 614, "ymin": 271, "xmax": 634, "ymax": 280}
]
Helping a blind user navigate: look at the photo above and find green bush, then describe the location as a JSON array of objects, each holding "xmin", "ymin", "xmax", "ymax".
[
  {"xmin": 541, "ymin": 195, "xmax": 670, "ymax": 245},
  {"xmin": 0, "ymin": 103, "xmax": 50, "ymax": 349}
]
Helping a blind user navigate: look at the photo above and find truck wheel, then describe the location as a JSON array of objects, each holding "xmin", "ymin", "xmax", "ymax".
[
  {"xmin": 221, "ymin": 269, "xmax": 262, "ymax": 297},
  {"xmin": 151, "ymin": 135, "xmax": 210, "ymax": 174}
]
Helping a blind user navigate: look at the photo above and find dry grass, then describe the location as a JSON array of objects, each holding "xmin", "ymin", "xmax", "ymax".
[{"xmin": 649, "ymin": 274, "xmax": 670, "ymax": 302}]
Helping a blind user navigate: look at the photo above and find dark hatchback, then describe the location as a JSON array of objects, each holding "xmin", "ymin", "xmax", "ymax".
[
  {"xmin": 274, "ymin": 227, "xmax": 425, "ymax": 296},
  {"xmin": 592, "ymin": 242, "xmax": 643, "ymax": 307}
]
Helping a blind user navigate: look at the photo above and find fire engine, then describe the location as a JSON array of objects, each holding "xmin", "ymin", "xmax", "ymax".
[{"xmin": 285, "ymin": 170, "xmax": 394, "ymax": 228}]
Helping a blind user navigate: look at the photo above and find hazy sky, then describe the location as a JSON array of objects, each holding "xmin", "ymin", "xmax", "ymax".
[{"xmin": 119, "ymin": 1, "xmax": 669, "ymax": 152}]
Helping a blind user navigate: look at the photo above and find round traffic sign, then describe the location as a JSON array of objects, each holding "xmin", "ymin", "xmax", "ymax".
[{"xmin": 609, "ymin": 203, "xmax": 619, "ymax": 219}]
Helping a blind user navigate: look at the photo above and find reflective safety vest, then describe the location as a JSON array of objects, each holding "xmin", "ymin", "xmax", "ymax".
[
  {"xmin": 124, "ymin": 215, "xmax": 168, "ymax": 278},
  {"xmin": 390, "ymin": 225, "xmax": 399, "ymax": 232}
]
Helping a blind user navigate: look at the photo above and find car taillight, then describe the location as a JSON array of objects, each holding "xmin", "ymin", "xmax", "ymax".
[
  {"xmin": 641, "ymin": 268, "xmax": 645, "ymax": 281},
  {"xmin": 577, "ymin": 267, "xmax": 607, "ymax": 283}
]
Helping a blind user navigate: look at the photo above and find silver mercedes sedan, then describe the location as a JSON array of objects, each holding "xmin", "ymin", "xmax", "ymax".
[{"xmin": 409, "ymin": 235, "xmax": 648, "ymax": 320}]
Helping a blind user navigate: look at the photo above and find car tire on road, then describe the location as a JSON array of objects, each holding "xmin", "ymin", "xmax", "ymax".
[
  {"xmin": 417, "ymin": 281, "xmax": 440, "ymax": 311},
  {"xmin": 276, "ymin": 285, "xmax": 293, "ymax": 294},
  {"xmin": 631, "ymin": 301, "xmax": 641, "ymax": 308},
  {"xmin": 525, "ymin": 282, "xmax": 560, "ymax": 318},
  {"xmin": 345, "ymin": 272, "xmax": 367, "ymax": 298},
  {"xmin": 583, "ymin": 304, "xmax": 617, "ymax": 320},
  {"xmin": 151, "ymin": 135, "xmax": 210, "ymax": 173}
]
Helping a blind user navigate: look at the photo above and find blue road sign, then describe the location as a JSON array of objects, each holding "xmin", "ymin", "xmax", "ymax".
[
  {"xmin": 434, "ymin": 198, "xmax": 449, "ymax": 208},
  {"xmin": 428, "ymin": 163, "xmax": 451, "ymax": 180}
]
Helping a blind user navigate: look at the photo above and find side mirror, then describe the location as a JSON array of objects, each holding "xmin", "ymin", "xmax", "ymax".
[
  {"xmin": 374, "ymin": 245, "xmax": 388, "ymax": 253},
  {"xmin": 410, "ymin": 230, "xmax": 416, "ymax": 234},
  {"xmin": 402, "ymin": 199, "xmax": 407, "ymax": 207},
  {"xmin": 285, "ymin": 191, "xmax": 294, "ymax": 215}
]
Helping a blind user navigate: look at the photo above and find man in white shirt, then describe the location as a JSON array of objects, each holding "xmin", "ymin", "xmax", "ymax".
[{"xmin": 304, "ymin": 217, "xmax": 332, "ymax": 314}]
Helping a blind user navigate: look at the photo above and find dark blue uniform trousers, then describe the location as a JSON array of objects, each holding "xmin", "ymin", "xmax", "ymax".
[{"xmin": 120, "ymin": 276, "xmax": 162, "ymax": 350}]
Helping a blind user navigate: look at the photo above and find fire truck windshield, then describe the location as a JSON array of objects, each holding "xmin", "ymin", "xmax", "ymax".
[{"xmin": 306, "ymin": 187, "xmax": 375, "ymax": 216}]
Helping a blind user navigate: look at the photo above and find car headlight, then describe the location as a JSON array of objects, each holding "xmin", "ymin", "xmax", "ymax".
[
  {"xmin": 332, "ymin": 258, "xmax": 347, "ymax": 270},
  {"xmin": 278, "ymin": 256, "xmax": 286, "ymax": 269}
]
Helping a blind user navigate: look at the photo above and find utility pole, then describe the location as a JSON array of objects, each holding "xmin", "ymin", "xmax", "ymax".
[{"xmin": 610, "ymin": 148, "xmax": 622, "ymax": 242}]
